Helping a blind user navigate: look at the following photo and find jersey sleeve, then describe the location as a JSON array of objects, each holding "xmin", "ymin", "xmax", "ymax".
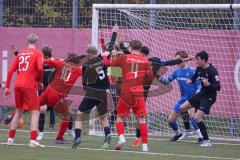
[
  {"xmin": 149, "ymin": 57, "xmax": 182, "ymax": 66},
  {"xmin": 100, "ymin": 36, "xmax": 107, "ymax": 52},
  {"xmin": 159, "ymin": 70, "xmax": 176, "ymax": 85},
  {"xmin": 209, "ymin": 68, "xmax": 221, "ymax": 91},
  {"xmin": 145, "ymin": 62, "xmax": 154, "ymax": 84},
  {"xmin": 102, "ymin": 55, "xmax": 110, "ymax": 66},
  {"xmin": 37, "ymin": 52, "xmax": 44, "ymax": 83},
  {"xmin": 44, "ymin": 59, "xmax": 64, "ymax": 68},
  {"xmin": 82, "ymin": 65, "xmax": 87, "ymax": 89},
  {"xmin": 194, "ymin": 77, "xmax": 201, "ymax": 93},
  {"xmin": 161, "ymin": 58, "xmax": 183, "ymax": 66},
  {"xmin": 190, "ymin": 67, "xmax": 199, "ymax": 83},
  {"xmin": 107, "ymin": 32, "xmax": 117, "ymax": 52},
  {"xmin": 6, "ymin": 57, "xmax": 18, "ymax": 88}
]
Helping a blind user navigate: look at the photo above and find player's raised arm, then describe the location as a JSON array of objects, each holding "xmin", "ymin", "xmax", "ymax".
[
  {"xmin": 10, "ymin": 45, "xmax": 19, "ymax": 56},
  {"xmin": 43, "ymin": 59, "xmax": 64, "ymax": 68},
  {"xmin": 107, "ymin": 24, "xmax": 119, "ymax": 53},
  {"xmin": 99, "ymin": 29, "xmax": 107, "ymax": 52}
]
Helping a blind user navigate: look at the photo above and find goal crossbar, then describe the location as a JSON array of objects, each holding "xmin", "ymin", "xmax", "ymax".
[{"xmin": 93, "ymin": 4, "xmax": 240, "ymax": 10}]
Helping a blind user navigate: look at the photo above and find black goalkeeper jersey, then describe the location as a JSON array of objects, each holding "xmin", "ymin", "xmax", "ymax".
[
  {"xmin": 191, "ymin": 64, "xmax": 221, "ymax": 95},
  {"xmin": 82, "ymin": 55, "xmax": 109, "ymax": 90}
]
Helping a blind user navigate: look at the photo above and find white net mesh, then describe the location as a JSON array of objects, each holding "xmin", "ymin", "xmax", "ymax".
[{"xmin": 90, "ymin": 5, "xmax": 240, "ymax": 140}]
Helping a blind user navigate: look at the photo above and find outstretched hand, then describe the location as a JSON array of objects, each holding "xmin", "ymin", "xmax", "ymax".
[
  {"xmin": 112, "ymin": 24, "xmax": 119, "ymax": 33},
  {"xmin": 182, "ymin": 56, "xmax": 194, "ymax": 62},
  {"xmin": 117, "ymin": 35, "xmax": 123, "ymax": 43}
]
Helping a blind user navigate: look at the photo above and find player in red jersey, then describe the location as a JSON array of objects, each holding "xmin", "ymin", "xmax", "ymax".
[
  {"xmin": 4, "ymin": 33, "xmax": 44, "ymax": 147},
  {"xmin": 39, "ymin": 53, "xmax": 83, "ymax": 144},
  {"xmin": 111, "ymin": 40, "xmax": 153, "ymax": 152}
]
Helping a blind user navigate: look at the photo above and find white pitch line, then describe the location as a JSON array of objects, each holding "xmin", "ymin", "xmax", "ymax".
[
  {"xmin": 0, "ymin": 128, "xmax": 239, "ymax": 146},
  {"xmin": 0, "ymin": 142, "xmax": 239, "ymax": 160}
]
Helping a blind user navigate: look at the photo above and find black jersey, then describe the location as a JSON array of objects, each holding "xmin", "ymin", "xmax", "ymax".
[
  {"xmin": 191, "ymin": 64, "xmax": 220, "ymax": 95},
  {"xmin": 43, "ymin": 64, "xmax": 55, "ymax": 90},
  {"xmin": 82, "ymin": 55, "xmax": 110, "ymax": 90}
]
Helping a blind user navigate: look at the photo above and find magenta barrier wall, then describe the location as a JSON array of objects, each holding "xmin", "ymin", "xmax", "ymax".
[{"xmin": 0, "ymin": 27, "xmax": 240, "ymax": 118}]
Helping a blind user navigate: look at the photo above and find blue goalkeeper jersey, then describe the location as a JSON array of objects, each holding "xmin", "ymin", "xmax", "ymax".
[{"xmin": 159, "ymin": 66, "xmax": 201, "ymax": 98}]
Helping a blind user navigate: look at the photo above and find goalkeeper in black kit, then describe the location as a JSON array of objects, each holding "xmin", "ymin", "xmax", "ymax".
[{"xmin": 180, "ymin": 51, "xmax": 221, "ymax": 147}]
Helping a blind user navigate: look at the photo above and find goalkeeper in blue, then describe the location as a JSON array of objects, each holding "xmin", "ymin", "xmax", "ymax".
[{"xmin": 159, "ymin": 51, "xmax": 203, "ymax": 142}]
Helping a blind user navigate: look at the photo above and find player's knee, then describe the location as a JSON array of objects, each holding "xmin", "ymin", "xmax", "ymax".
[
  {"xmin": 99, "ymin": 115, "xmax": 107, "ymax": 121},
  {"xmin": 76, "ymin": 111, "xmax": 84, "ymax": 121},
  {"xmin": 167, "ymin": 113, "xmax": 175, "ymax": 123},
  {"xmin": 194, "ymin": 115, "xmax": 201, "ymax": 123},
  {"xmin": 116, "ymin": 116, "xmax": 124, "ymax": 122},
  {"xmin": 40, "ymin": 105, "xmax": 47, "ymax": 113},
  {"xmin": 179, "ymin": 105, "xmax": 186, "ymax": 113}
]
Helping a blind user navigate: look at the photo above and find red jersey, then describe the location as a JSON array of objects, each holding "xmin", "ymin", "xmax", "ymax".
[
  {"xmin": 111, "ymin": 53, "xmax": 153, "ymax": 105},
  {"xmin": 6, "ymin": 48, "xmax": 43, "ymax": 89},
  {"xmin": 44, "ymin": 59, "xmax": 82, "ymax": 96}
]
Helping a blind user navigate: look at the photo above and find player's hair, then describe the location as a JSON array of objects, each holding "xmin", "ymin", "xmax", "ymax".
[
  {"xmin": 175, "ymin": 51, "xmax": 188, "ymax": 59},
  {"xmin": 196, "ymin": 51, "xmax": 208, "ymax": 62},
  {"xmin": 140, "ymin": 46, "xmax": 149, "ymax": 56},
  {"xmin": 42, "ymin": 45, "xmax": 52, "ymax": 58},
  {"xmin": 65, "ymin": 53, "xmax": 81, "ymax": 64},
  {"xmin": 130, "ymin": 40, "xmax": 142, "ymax": 51},
  {"xmin": 86, "ymin": 45, "xmax": 98, "ymax": 55},
  {"xmin": 27, "ymin": 33, "xmax": 38, "ymax": 44}
]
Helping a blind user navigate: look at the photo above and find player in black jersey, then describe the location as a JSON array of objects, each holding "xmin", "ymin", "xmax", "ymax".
[
  {"xmin": 180, "ymin": 51, "xmax": 221, "ymax": 147},
  {"xmin": 37, "ymin": 45, "xmax": 56, "ymax": 141},
  {"xmin": 72, "ymin": 25, "xmax": 118, "ymax": 149}
]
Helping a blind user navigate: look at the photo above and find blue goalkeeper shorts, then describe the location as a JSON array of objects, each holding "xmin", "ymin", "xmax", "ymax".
[{"xmin": 172, "ymin": 96, "xmax": 190, "ymax": 113}]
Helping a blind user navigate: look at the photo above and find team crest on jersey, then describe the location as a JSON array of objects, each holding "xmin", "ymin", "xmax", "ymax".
[{"xmin": 215, "ymin": 75, "xmax": 219, "ymax": 81}]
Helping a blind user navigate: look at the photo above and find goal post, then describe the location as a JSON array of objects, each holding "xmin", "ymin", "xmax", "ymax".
[{"xmin": 90, "ymin": 4, "xmax": 240, "ymax": 141}]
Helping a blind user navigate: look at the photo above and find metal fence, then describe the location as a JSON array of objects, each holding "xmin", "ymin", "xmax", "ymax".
[{"xmin": 0, "ymin": 0, "xmax": 235, "ymax": 28}]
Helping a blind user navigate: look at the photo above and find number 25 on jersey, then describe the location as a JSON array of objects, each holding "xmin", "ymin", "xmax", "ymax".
[{"xmin": 18, "ymin": 55, "xmax": 30, "ymax": 72}]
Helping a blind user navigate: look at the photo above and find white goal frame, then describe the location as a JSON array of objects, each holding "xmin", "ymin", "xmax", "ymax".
[
  {"xmin": 90, "ymin": 4, "xmax": 240, "ymax": 140},
  {"xmin": 92, "ymin": 3, "xmax": 240, "ymax": 48}
]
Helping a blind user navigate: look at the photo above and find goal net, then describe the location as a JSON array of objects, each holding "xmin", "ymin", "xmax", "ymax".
[{"xmin": 90, "ymin": 4, "xmax": 240, "ymax": 141}]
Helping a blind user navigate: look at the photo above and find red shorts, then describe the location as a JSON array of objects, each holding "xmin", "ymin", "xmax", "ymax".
[
  {"xmin": 39, "ymin": 87, "xmax": 68, "ymax": 114},
  {"xmin": 117, "ymin": 97, "xmax": 147, "ymax": 118},
  {"xmin": 14, "ymin": 87, "xmax": 39, "ymax": 110}
]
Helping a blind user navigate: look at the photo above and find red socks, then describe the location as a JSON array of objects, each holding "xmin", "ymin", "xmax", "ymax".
[
  {"xmin": 9, "ymin": 129, "xmax": 16, "ymax": 138},
  {"xmin": 30, "ymin": 130, "xmax": 38, "ymax": 140},
  {"xmin": 56, "ymin": 119, "xmax": 69, "ymax": 140},
  {"xmin": 116, "ymin": 121, "xmax": 124, "ymax": 136},
  {"xmin": 139, "ymin": 123, "xmax": 148, "ymax": 144}
]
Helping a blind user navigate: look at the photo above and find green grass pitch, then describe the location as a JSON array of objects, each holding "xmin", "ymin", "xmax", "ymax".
[{"xmin": 0, "ymin": 126, "xmax": 239, "ymax": 160}]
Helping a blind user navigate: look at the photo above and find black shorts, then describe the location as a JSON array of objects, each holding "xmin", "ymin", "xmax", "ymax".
[
  {"xmin": 78, "ymin": 88, "xmax": 108, "ymax": 116},
  {"xmin": 188, "ymin": 92, "xmax": 216, "ymax": 115}
]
